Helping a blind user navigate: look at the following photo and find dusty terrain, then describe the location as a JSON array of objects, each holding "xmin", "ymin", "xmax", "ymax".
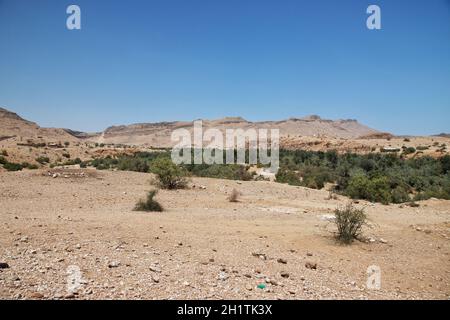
[{"xmin": 1, "ymin": 169, "xmax": 449, "ymax": 300}]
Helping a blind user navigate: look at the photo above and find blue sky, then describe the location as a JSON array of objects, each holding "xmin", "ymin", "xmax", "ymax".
[{"xmin": 0, "ymin": 0, "xmax": 449, "ymax": 135}]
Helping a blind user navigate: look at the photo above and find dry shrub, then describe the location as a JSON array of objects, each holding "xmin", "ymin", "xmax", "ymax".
[
  {"xmin": 227, "ymin": 188, "xmax": 241, "ymax": 202},
  {"xmin": 134, "ymin": 190, "xmax": 163, "ymax": 212},
  {"xmin": 334, "ymin": 203, "xmax": 366, "ymax": 244}
]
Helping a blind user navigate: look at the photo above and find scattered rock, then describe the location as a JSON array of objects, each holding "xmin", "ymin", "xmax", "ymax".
[
  {"xmin": 108, "ymin": 261, "xmax": 120, "ymax": 268},
  {"xmin": 149, "ymin": 265, "xmax": 161, "ymax": 273},
  {"xmin": 277, "ymin": 258, "xmax": 287, "ymax": 264},
  {"xmin": 218, "ymin": 271, "xmax": 229, "ymax": 281},
  {"xmin": 151, "ymin": 274, "xmax": 160, "ymax": 283},
  {"xmin": 320, "ymin": 214, "xmax": 335, "ymax": 222},
  {"xmin": 305, "ymin": 261, "xmax": 317, "ymax": 270},
  {"xmin": 268, "ymin": 279, "xmax": 279, "ymax": 286},
  {"xmin": 0, "ymin": 262, "xmax": 9, "ymax": 269},
  {"xmin": 252, "ymin": 252, "xmax": 267, "ymax": 260},
  {"xmin": 306, "ymin": 252, "xmax": 313, "ymax": 257},
  {"xmin": 30, "ymin": 292, "xmax": 44, "ymax": 299},
  {"xmin": 280, "ymin": 271, "xmax": 290, "ymax": 278}
]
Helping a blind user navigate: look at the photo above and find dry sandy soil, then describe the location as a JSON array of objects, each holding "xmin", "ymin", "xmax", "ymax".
[{"xmin": 1, "ymin": 169, "xmax": 449, "ymax": 300}]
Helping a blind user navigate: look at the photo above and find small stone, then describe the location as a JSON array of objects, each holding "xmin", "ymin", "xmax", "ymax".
[
  {"xmin": 65, "ymin": 293, "xmax": 75, "ymax": 299},
  {"xmin": 306, "ymin": 252, "xmax": 313, "ymax": 257},
  {"xmin": 183, "ymin": 281, "xmax": 190, "ymax": 286},
  {"xmin": 30, "ymin": 292, "xmax": 44, "ymax": 299},
  {"xmin": 305, "ymin": 261, "xmax": 317, "ymax": 270},
  {"xmin": 149, "ymin": 265, "xmax": 161, "ymax": 273},
  {"xmin": 246, "ymin": 285, "xmax": 253, "ymax": 291},
  {"xmin": 75, "ymin": 244, "xmax": 81, "ymax": 249},
  {"xmin": 0, "ymin": 262, "xmax": 10, "ymax": 269},
  {"xmin": 218, "ymin": 271, "xmax": 229, "ymax": 281},
  {"xmin": 108, "ymin": 261, "xmax": 120, "ymax": 268},
  {"xmin": 277, "ymin": 258, "xmax": 287, "ymax": 264},
  {"xmin": 379, "ymin": 238, "xmax": 387, "ymax": 244},
  {"xmin": 269, "ymin": 279, "xmax": 279, "ymax": 286},
  {"xmin": 280, "ymin": 271, "xmax": 289, "ymax": 278},
  {"xmin": 288, "ymin": 289, "xmax": 296, "ymax": 295},
  {"xmin": 151, "ymin": 274, "xmax": 160, "ymax": 283},
  {"xmin": 243, "ymin": 273, "xmax": 252, "ymax": 278}
]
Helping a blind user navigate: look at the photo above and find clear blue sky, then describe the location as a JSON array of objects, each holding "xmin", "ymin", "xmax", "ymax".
[{"xmin": 0, "ymin": 0, "xmax": 449, "ymax": 135}]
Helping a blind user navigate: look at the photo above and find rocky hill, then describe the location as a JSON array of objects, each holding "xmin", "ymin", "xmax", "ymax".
[{"xmin": 0, "ymin": 107, "xmax": 380, "ymax": 146}]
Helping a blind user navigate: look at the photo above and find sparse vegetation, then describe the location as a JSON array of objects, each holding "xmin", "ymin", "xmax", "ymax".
[
  {"xmin": 334, "ymin": 203, "xmax": 367, "ymax": 244},
  {"xmin": 35, "ymin": 156, "xmax": 50, "ymax": 164},
  {"xmin": 151, "ymin": 157, "xmax": 189, "ymax": 190},
  {"xmin": 3, "ymin": 162, "xmax": 23, "ymax": 171},
  {"xmin": 134, "ymin": 190, "xmax": 163, "ymax": 212},
  {"xmin": 227, "ymin": 188, "xmax": 241, "ymax": 202},
  {"xmin": 1, "ymin": 150, "xmax": 7, "ymax": 156},
  {"xmin": 84, "ymin": 149, "xmax": 450, "ymax": 204}
]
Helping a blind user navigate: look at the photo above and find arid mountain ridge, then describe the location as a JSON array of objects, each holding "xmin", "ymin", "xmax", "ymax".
[{"xmin": 1, "ymin": 107, "xmax": 382, "ymax": 147}]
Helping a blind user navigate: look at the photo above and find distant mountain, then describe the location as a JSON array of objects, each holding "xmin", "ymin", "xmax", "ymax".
[
  {"xmin": 95, "ymin": 115, "xmax": 380, "ymax": 146},
  {"xmin": 434, "ymin": 133, "xmax": 450, "ymax": 138},
  {"xmin": 0, "ymin": 106, "xmax": 381, "ymax": 146},
  {"xmin": 0, "ymin": 107, "xmax": 78, "ymax": 141}
]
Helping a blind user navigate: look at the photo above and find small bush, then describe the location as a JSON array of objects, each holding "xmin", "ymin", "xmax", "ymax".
[
  {"xmin": 35, "ymin": 156, "xmax": 50, "ymax": 164},
  {"xmin": 334, "ymin": 203, "xmax": 367, "ymax": 244},
  {"xmin": 3, "ymin": 162, "xmax": 23, "ymax": 171},
  {"xmin": 227, "ymin": 188, "xmax": 241, "ymax": 202},
  {"xmin": 402, "ymin": 147, "xmax": 416, "ymax": 155},
  {"xmin": 134, "ymin": 190, "xmax": 163, "ymax": 212},
  {"xmin": 151, "ymin": 157, "xmax": 189, "ymax": 189}
]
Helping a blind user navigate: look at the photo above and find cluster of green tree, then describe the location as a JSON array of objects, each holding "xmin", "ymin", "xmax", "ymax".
[
  {"xmin": 83, "ymin": 149, "xmax": 450, "ymax": 204},
  {"xmin": 87, "ymin": 151, "xmax": 254, "ymax": 181},
  {"xmin": 275, "ymin": 150, "xmax": 450, "ymax": 204}
]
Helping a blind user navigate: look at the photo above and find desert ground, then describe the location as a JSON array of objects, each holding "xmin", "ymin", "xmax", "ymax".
[{"xmin": 1, "ymin": 168, "xmax": 449, "ymax": 300}]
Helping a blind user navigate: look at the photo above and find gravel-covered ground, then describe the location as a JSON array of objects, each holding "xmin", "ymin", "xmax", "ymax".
[{"xmin": 1, "ymin": 169, "xmax": 449, "ymax": 299}]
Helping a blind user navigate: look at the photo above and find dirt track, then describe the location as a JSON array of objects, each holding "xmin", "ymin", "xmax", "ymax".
[{"xmin": 1, "ymin": 169, "xmax": 449, "ymax": 299}]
